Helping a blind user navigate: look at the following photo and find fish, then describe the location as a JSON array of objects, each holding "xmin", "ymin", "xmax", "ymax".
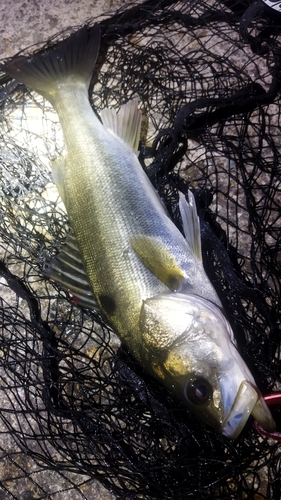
[{"xmin": 2, "ymin": 24, "xmax": 275, "ymax": 438}]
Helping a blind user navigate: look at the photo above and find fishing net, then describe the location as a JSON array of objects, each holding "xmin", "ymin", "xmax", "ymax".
[{"xmin": 0, "ymin": 0, "xmax": 280, "ymax": 498}]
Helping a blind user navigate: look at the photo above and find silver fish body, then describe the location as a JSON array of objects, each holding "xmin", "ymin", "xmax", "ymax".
[
  {"xmin": 2, "ymin": 25, "xmax": 275, "ymax": 438},
  {"xmin": 52, "ymin": 89, "xmax": 220, "ymax": 354}
]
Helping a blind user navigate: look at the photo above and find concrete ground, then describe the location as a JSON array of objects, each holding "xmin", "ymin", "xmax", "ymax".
[{"xmin": 0, "ymin": 0, "xmax": 134, "ymax": 58}]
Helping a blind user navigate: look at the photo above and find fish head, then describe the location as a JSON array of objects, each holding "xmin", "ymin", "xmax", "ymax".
[{"xmin": 140, "ymin": 292, "xmax": 275, "ymax": 438}]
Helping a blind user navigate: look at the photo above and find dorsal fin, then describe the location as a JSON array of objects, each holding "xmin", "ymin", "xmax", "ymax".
[
  {"xmin": 179, "ymin": 190, "xmax": 202, "ymax": 261},
  {"xmin": 100, "ymin": 98, "xmax": 142, "ymax": 152}
]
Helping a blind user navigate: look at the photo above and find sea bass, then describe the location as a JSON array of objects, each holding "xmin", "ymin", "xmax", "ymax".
[{"xmin": 2, "ymin": 24, "xmax": 275, "ymax": 438}]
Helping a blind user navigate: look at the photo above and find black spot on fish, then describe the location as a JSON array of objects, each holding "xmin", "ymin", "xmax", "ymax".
[
  {"xmin": 99, "ymin": 295, "xmax": 116, "ymax": 315},
  {"xmin": 167, "ymin": 274, "xmax": 183, "ymax": 291}
]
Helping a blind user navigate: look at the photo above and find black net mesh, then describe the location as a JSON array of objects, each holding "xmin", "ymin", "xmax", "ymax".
[{"xmin": 0, "ymin": 0, "xmax": 281, "ymax": 498}]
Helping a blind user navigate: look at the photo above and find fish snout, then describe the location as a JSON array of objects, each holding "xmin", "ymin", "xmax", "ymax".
[{"xmin": 221, "ymin": 380, "xmax": 276, "ymax": 439}]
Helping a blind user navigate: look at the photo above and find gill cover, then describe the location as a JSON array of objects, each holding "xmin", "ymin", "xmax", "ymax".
[
  {"xmin": 139, "ymin": 292, "xmax": 276, "ymax": 438},
  {"xmin": 140, "ymin": 292, "xmax": 234, "ymax": 353}
]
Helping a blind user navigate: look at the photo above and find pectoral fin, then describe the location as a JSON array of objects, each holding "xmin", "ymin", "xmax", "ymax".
[
  {"xmin": 100, "ymin": 98, "xmax": 142, "ymax": 152},
  {"xmin": 131, "ymin": 235, "xmax": 184, "ymax": 290},
  {"xmin": 179, "ymin": 190, "xmax": 202, "ymax": 261},
  {"xmin": 45, "ymin": 231, "xmax": 99, "ymax": 311}
]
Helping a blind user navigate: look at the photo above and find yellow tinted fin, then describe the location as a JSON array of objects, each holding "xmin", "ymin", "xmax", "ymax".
[
  {"xmin": 100, "ymin": 98, "xmax": 142, "ymax": 152},
  {"xmin": 179, "ymin": 190, "xmax": 202, "ymax": 261},
  {"xmin": 131, "ymin": 235, "xmax": 184, "ymax": 290}
]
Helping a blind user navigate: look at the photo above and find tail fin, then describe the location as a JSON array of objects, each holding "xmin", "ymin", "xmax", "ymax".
[{"xmin": 1, "ymin": 24, "xmax": 101, "ymax": 103}]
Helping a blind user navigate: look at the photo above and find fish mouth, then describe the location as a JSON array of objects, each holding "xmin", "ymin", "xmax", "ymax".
[{"xmin": 222, "ymin": 380, "xmax": 276, "ymax": 439}]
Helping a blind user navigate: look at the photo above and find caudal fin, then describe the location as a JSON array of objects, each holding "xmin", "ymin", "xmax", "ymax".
[{"xmin": 1, "ymin": 24, "xmax": 101, "ymax": 104}]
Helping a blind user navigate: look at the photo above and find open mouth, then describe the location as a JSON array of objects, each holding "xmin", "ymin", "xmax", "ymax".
[{"xmin": 222, "ymin": 381, "xmax": 276, "ymax": 439}]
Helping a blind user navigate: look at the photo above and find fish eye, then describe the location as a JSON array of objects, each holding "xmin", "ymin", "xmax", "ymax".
[{"xmin": 185, "ymin": 378, "xmax": 212, "ymax": 406}]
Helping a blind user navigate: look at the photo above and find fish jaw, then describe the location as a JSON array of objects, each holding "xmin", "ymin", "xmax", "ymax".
[
  {"xmin": 218, "ymin": 342, "xmax": 277, "ymax": 438},
  {"xmin": 139, "ymin": 292, "xmax": 276, "ymax": 438},
  {"xmin": 222, "ymin": 380, "xmax": 276, "ymax": 438}
]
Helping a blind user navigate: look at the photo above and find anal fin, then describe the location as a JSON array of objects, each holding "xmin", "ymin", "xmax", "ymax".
[{"xmin": 52, "ymin": 156, "xmax": 67, "ymax": 205}]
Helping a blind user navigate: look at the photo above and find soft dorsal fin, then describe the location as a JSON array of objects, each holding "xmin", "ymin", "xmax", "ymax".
[
  {"xmin": 100, "ymin": 98, "xmax": 142, "ymax": 152},
  {"xmin": 131, "ymin": 235, "xmax": 185, "ymax": 291},
  {"xmin": 45, "ymin": 231, "xmax": 99, "ymax": 311},
  {"xmin": 179, "ymin": 191, "xmax": 202, "ymax": 261}
]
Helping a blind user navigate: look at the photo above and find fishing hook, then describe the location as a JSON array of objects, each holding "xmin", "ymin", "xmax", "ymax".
[{"xmin": 254, "ymin": 393, "xmax": 281, "ymax": 441}]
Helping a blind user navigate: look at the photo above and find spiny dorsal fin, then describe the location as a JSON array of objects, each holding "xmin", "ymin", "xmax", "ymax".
[
  {"xmin": 131, "ymin": 235, "xmax": 185, "ymax": 291},
  {"xmin": 45, "ymin": 231, "xmax": 99, "ymax": 311},
  {"xmin": 179, "ymin": 190, "xmax": 202, "ymax": 261},
  {"xmin": 100, "ymin": 98, "xmax": 142, "ymax": 152}
]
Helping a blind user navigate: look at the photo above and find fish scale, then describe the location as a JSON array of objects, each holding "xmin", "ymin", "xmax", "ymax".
[
  {"xmin": 53, "ymin": 87, "xmax": 168, "ymax": 344},
  {"xmin": 2, "ymin": 23, "xmax": 275, "ymax": 438}
]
